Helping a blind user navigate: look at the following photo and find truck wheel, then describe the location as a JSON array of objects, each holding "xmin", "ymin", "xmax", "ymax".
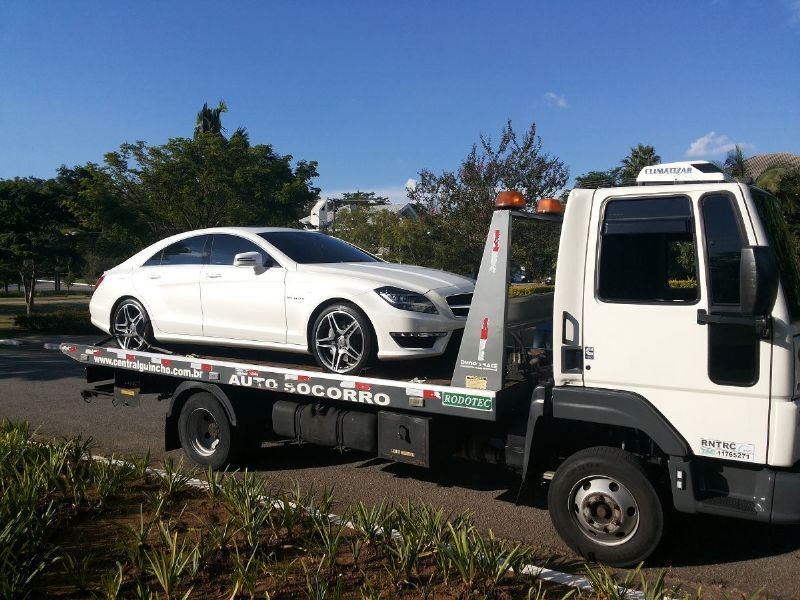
[
  {"xmin": 112, "ymin": 298, "xmax": 154, "ymax": 350},
  {"xmin": 311, "ymin": 304, "xmax": 374, "ymax": 375},
  {"xmin": 548, "ymin": 446, "xmax": 663, "ymax": 567},
  {"xmin": 178, "ymin": 392, "xmax": 236, "ymax": 469}
]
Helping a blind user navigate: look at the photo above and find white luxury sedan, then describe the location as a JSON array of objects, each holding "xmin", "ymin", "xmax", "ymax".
[{"xmin": 90, "ymin": 227, "xmax": 474, "ymax": 374}]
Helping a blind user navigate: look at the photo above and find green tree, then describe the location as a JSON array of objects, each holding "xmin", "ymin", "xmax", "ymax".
[
  {"xmin": 332, "ymin": 207, "xmax": 433, "ymax": 265},
  {"xmin": 330, "ymin": 191, "xmax": 389, "ymax": 207},
  {"xmin": 0, "ymin": 178, "xmax": 75, "ymax": 314},
  {"xmin": 408, "ymin": 120, "xmax": 568, "ymax": 274},
  {"xmin": 101, "ymin": 113, "xmax": 319, "ymax": 238},
  {"xmin": 574, "ymin": 169, "xmax": 620, "ymax": 188},
  {"xmin": 619, "ymin": 144, "xmax": 661, "ymax": 185},
  {"xmin": 194, "ymin": 101, "xmax": 228, "ymax": 136},
  {"xmin": 55, "ymin": 163, "xmax": 150, "ymax": 279},
  {"xmin": 723, "ymin": 144, "xmax": 749, "ymax": 181}
]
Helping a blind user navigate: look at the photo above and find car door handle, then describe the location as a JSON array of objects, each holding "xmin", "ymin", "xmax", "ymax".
[
  {"xmin": 148, "ymin": 274, "xmax": 161, "ymax": 280},
  {"xmin": 205, "ymin": 273, "xmax": 222, "ymax": 279}
]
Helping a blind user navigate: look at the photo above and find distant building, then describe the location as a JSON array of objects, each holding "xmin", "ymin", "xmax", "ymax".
[{"xmin": 300, "ymin": 198, "xmax": 418, "ymax": 231}]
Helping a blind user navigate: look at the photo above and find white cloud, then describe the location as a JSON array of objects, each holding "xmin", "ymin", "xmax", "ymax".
[
  {"xmin": 405, "ymin": 178, "xmax": 417, "ymax": 192},
  {"xmin": 685, "ymin": 132, "xmax": 753, "ymax": 158},
  {"xmin": 543, "ymin": 91, "xmax": 568, "ymax": 109}
]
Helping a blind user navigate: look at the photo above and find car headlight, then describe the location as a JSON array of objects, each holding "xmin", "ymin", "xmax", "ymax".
[{"xmin": 375, "ymin": 286, "xmax": 438, "ymax": 314}]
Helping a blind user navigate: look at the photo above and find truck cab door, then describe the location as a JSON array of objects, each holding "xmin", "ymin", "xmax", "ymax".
[{"xmin": 580, "ymin": 189, "xmax": 771, "ymax": 465}]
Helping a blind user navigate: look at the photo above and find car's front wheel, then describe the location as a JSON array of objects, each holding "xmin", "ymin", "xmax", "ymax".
[
  {"xmin": 112, "ymin": 298, "xmax": 154, "ymax": 350},
  {"xmin": 311, "ymin": 304, "xmax": 374, "ymax": 374}
]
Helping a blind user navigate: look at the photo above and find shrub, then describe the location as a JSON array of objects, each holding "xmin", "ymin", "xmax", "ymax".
[
  {"xmin": 509, "ymin": 284, "xmax": 555, "ymax": 297},
  {"xmin": 13, "ymin": 309, "xmax": 94, "ymax": 334}
]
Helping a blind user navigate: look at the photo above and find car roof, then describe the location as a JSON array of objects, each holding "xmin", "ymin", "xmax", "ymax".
[{"xmin": 179, "ymin": 226, "xmax": 309, "ymax": 236}]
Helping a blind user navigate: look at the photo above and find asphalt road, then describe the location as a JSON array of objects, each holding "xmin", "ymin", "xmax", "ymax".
[{"xmin": 2, "ymin": 338, "xmax": 800, "ymax": 598}]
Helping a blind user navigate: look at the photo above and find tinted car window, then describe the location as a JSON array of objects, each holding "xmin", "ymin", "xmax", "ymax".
[
  {"xmin": 160, "ymin": 235, "xmax": 209, "ymax": 266},
  {"xmin": 210, "ymin": 234, "xmax": 270, "ymax": 266},
  {"xmin": 259, "ymin": 231, "xmax": 378, "ymax": 264}
]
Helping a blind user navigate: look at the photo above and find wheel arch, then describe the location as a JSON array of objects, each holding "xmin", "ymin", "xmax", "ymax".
[{"xmin": 550, "ymin": 387, "xmax": 691, "ymax": 458}]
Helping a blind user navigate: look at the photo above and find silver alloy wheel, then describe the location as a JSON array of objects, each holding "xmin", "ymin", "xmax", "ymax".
[
  {"xmin": 568, "ymin": 475, "xmax": 640, "ymax": 546},
  {"xmin": 113, "ymin": 302, "xmax": 149, "ymax": 350},
  {"xmin": 187, "ymin": 408, "xmax": 220, "ymax": 457},
  {"xmin": 314, "ymin": 310, "xmax": 365, "ymax": 373}
]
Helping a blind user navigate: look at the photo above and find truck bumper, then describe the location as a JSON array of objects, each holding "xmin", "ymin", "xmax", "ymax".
[{"xmin": 772, "ymin": 470, "xmax": 800, "ymax": 523}]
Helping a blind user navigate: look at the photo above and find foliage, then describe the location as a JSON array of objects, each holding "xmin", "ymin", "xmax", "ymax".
[
  {"xmin": 408, "ymin": 119, "xmax": 568, "ymax": 274},
  {"xmin": 13, "ymin": 309, "xmax": 94, "ymax": 333},
  {"xmin": 328, "ymin": 190, "xmax": 389, "ymax": 207},
  {"xmin": 574, "ymin": 169, "xmax": 620, "ymax": 188},
  {"xmin": 331, "ymin": 207, "xmax": 434, "ymax": 265},
  {"xmin": 619, "ymin": 144, "xmax": 661, "ymax": 185},
  {"xmin": 0, "ymin": 178, "xmax": 77, "ymax": 315},
  {"xmin": 194, "ymin": 100, "xmax": 228, "ymax": 137},
  {"xmin": 574, "ymin": 143, "xmax": 660, "ymax": 190},
  {"xmin": 102, "ymin": 130, "xmax": 319, "ymax": 238},
  {"xmin": 724, "ymin": 144, "xmax": 749, "ymax": 181}
]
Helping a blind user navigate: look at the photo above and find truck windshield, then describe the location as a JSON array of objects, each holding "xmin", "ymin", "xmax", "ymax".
[
  {"xmin": 751, "ymin": 187, "xmax": 800, "ymax": 320},
  {"xmin": 259, "ymin": 231, "xmax": 379, "ymax": 264}
]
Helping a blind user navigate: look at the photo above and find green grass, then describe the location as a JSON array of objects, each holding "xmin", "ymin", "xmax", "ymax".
[{"xmin": 0, "ymin": 294, "xmax": 90, "ymax": 338}]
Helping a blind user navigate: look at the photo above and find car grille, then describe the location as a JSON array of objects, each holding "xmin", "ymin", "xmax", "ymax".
[{"xmin": 446, "ymin": 293, "xmax": 472, "ymax": 318}]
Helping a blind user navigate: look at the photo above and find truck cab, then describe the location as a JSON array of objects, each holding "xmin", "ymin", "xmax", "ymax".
[
  {"xmin": 557, "ymin": 162, "xmax": 800, "ymax": 467},
  {"xmin": 547, "ymin": 161, "xmax": 800, "ymax": 564}
]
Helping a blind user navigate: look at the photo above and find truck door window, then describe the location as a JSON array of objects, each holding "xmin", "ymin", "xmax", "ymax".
[
  {"xmin": 597, "ymin": 196, "xmax": 698, "ymax": 303},
  {"xmin": 700, "ymin": 194, "xmax": 745, "ymax": 306},
  {"xmin": 700, "ymin": 194, "xmax": 758, "ymax": 386}
]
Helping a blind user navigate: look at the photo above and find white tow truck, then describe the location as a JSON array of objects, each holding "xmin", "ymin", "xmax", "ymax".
[{"xmin": 64, "ymin": 161, "xmax": 800, "ymax": 566}]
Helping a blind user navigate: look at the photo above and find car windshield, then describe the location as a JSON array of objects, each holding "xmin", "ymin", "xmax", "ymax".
[{"xmin": 259, "ymin": 231, "xmax": 378, "ymax": 264}]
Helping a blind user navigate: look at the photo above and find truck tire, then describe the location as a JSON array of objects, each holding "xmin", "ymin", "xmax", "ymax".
[
  {"xmin": 548, "ymin": 446, "xmax": 663, "ymax": 567},
  {"xmin": 311, "ymin": 304, "xmax": 374, "ymax": 375},
  {"xmin": 178, "ymin": 392, "xmax": 237, "ymax": 469}
]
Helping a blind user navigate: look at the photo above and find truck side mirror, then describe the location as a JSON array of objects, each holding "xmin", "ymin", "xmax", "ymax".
[
  {"xmin": 233, "ymin": 252, "xmax": 265, "ymax": 268},
  {"xmin": 740, "ymin": 246, "xmax": 779, "ymax": 317}
]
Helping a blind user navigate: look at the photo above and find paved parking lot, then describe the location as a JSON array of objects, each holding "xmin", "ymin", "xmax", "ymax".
[{"xmin": 2, "ymin": 337, "xmax": 800, "ymax": 598}]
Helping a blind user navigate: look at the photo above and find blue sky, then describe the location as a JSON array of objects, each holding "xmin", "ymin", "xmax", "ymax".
[{"xmin": 1, "ymin": 1, "xmax": 799, "ymax": 202}]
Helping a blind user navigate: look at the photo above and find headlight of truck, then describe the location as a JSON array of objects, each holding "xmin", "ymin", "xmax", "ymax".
[{"xmin": 375, "ymin": 286, "xmax": 438, "ymax": 314}]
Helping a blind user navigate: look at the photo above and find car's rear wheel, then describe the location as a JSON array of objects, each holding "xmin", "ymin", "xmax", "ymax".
[
  {"xmin": 112, "ymin": 298, "xmax": 154, "ymax": 350},
  {"xmin": 311, "ymin": 304, "xmax": 374, "ymax": 374}
]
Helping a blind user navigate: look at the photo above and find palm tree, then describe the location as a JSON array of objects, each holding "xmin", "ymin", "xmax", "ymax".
[
  {"xmin": 619, "ymin": 144, "xmax": 661, "ymax": 185},
  {"xmin": 724, "ymin": 145, "xmax": 749, "ymax": 181},
  {"xmin": 194, "ymin": 101, "xmax": 228, "ymax": 137}
]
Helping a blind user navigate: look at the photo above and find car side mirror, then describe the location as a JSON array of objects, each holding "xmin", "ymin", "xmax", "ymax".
[
  {"xmin": 233, "ymin": 252, "xmax": 265, "ymax": 268},
  {"xmin": 740, "ymin": 246, "xmax": 779, "ymax": 317}
]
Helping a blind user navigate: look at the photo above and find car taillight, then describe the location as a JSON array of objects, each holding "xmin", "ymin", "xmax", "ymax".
[{"xmin": 95, "ymin": 274, "xmax": 105, "ymax": 288}]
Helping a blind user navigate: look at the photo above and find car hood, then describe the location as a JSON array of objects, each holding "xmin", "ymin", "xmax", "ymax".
[{"xmin": 297, "ymin": 262, "xmax": 475, "ymax": 294}]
